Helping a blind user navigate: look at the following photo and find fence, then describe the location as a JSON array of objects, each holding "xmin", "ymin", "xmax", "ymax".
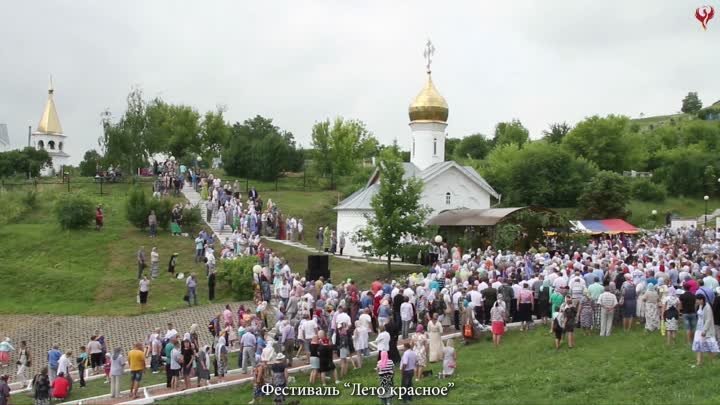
[{"xmin": 0, "ymin": 175, "xmax": 155, "ymax": 195}]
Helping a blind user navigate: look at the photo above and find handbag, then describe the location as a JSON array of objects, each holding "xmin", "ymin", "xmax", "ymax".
[
  {"xmin": 136, "ymin": 293, "xmax": 141, "ymax": 304},
  {"xmin": 183, "ymin": 294, "xmax": 189, "ymax": 302}
]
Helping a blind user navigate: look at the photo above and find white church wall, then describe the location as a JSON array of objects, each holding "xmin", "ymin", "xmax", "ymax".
[
  {"xmin": 336, "ymin": 209, "xmax": 372, "ymax": 257},
  {"xmin": 410, "ymin": 121, "xmax": 447, "ymax": 171},
  {"xmin": 420, "ymin": 167, "xmax": 491, "ymax": 216}
]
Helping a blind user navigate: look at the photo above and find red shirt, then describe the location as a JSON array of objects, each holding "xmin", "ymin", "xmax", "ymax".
[{"xmin": 52, "ymin": 377, "xmax": 70, "ymax": 399}]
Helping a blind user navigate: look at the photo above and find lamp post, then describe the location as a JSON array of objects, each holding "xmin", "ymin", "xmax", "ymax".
[
  {"xmin": 704, "ymin": 195, "xmax": 710, "ymax": 227},
  {"xmin": 195, "ymin": 156, "xmax": 202, "ymax": 191}
]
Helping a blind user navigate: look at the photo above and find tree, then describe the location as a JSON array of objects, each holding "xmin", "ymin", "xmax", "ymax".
[
  {"xmin": 145, "ymin": 100, "xmax": 202, "ymax": 162},
  {"xmin": 222, "ymin": 115, "xmax": 300, "ymax": 180},
  {"xmin": 200, "ymin": 107, "xmax": 231, "ymax": 161},
  {"xmin": 0, "ymin": 147, "xmax": 52, "ymax": 178},
  {"xmin": 78, "ymin": 150, "xmax": 103, "ymax": 177},
  {"xmin": 681, "ymin": 92, "xmax": 703, "ymax": 114},
  {"xmin": 480, "ymin": 141, "xmax": 598, "ymax": 207},
  {"xmin": 542, "ymin": 122, "xmax": 572, "ymax": 144},
  {"xmin": 100, "ymin": 87, "xmax": 149, "ymax": 175},
  {"xmin": 311, "ymin": 117, "xmax": 378, "ymax": 189},
  {"xmin": 445, "ymin": 137, "xmax": 461, "ymax": 160},
  {"xmin": 454, "ymin": 133, "xmax": 492, "ymax": 160},
  {"xmin": 704, "ymin": 165, "xmax": 718, "ymax": 196},
  {"xmin": 653, "ymin": 145, "xmax": 716, "ymax": 196},
  {"xmin": 493, "ymin": 119, "xmax": 529, "ymax": 148},
  {"xmin": 562, "ymin": 115, "xmax": 635, "ymax": 171},
  {"xmin": 577, "ymin": 171, "xmax": 630, "ymax": 219},
  {"xmin": 355, "ymin": 148, "xmax": 430, "ymax": 273},
  {"xmin": 126, "ymin": 186, "xmax": 149, "ymax": 229}
]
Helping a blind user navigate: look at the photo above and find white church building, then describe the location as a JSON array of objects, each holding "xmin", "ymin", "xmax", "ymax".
[
  {"xmin": 32, "ymin": 81, "xmax": 70, "ymax": 175},
  {"xmin": 335, "ymin": 64, "xmax": 501, "ymax": 257}
]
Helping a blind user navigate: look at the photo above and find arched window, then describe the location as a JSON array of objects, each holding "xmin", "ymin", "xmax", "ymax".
[
  {"xmin": 48, "ymin": 140, "xmax": 55, "ymax": 150},
  {"xmin": 412, "ymin": 138, "xmax": 415, "ymax": 157},
  {"xmin": 433, "ymin": 138, "xmax": 437, "ymax": 156},
  {"xmin": 59, "ymin": 142, "xmax": 63, "ymax": 151},
  {"xmin": 37, "ymin": 140, "xmax": 44, "ymax": 149},
  {"xmin": 445, "ymin": 192, "xmax": 451, "ymax": 205}
]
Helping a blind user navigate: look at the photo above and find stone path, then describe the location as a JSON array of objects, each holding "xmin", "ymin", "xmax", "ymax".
[
  {"xmin": 0, "ymin": 302, "xmax": 249, "ymax": 390},
  {"xmin": 183, "ymin": 184, "xmax": 416, "ymax": 267}
]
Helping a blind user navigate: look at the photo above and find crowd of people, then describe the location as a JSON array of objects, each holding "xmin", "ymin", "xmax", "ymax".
[{"xmin": 6, "ymin": 171, "xmax": 720, "ymax": 405}]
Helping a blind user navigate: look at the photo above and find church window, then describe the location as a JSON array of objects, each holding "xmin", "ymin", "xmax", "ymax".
[
  {"xmin": 59, "ymin": 142, "xmax": 63, "ymax": 151},
  {"xmin": 433, "ymin": 138, "xmax": 437, "ymax": 156},
  {"xmin": 37, "ymin": 140, "xmax": 44, "ymax": 149},
  {"xmin": 412, "ymin": 139, "xmax": 415, "ymax": 157},
  {"xmin": 48, "ymin": 140, "xmax": 55, "ymax": 150},
  {"xmin": 445, "ymin": 192, "xmax": 451, "ymax": 205}
]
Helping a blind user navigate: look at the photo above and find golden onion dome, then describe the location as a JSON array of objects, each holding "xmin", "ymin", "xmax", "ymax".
[{"xmin": 408, "ymin": 72, "xmax": 448, "ymax": 122}]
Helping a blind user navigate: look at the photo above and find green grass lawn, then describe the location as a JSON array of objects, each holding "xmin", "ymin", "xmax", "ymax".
[
  {"xmin": 0, "ymin": 180, "xmax": 232, "ymax": 316},
  {"xmin": 158, "ymin": 327, "xmax": 720, "ymax": 405}
]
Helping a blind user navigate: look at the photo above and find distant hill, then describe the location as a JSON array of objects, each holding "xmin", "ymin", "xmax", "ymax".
[{"xmin": 629, "ymin": 113, "xmax": 694, "ymax": 132}]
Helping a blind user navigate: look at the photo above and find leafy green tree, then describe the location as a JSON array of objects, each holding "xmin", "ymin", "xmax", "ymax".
[
  {"xmin": 100, "ymin": 88, "xmax": 149, "ymax": 175},
  {"xmin": 311, "ymin": 117, "xmax": 378, "ymax": 189},
  {"xmin": 704, "ymin": 165, "xmax": 718, "ymax": 196},
  {"xmin": 480, "ymin": 141, "xmax": 597, "ymax": 207},
  {"xmin": 562, "ymin": 115, "xmax": 634, "ymax": 171},
  {"xmin": 681, "ymin": 92, "xmax": 703, "ymax": 114},
  {"xmin": 78, "ymin": 150, "xmax": 103, "ymax": 177},
  {"xmin": 126, "ymin": 186, "xmax": 149, "ymax": 230},
  {"xmin": 445, "ymin": 137, "xmax": 461, "ymax": 160},
  {"xmin": 577, "ymin": 171, "xmax": 630, "ymax": 219},
  {"xmin": 494, "ymin": 119, "xmax": 529, "ymax": 148},
  {"xmin": 145, "ymin": 100, "xmax": 202, "ymax": 162},
  {"xmin": 200, "ymin": 107, "xmax": 231, "ymax": 161},
  {"xmin": 630, "ymin": 178, "xmax": 667, "ymax": 202},
  {"xmin": 0, "ymin": 147, "xmax": 52, "ymax": 178},
  {"xmin": 355, "ymin": 148, "xmax": 430, "ymax": 273},
  {"xmin": 454, "ymin": 133, "xmax": 492, "ymax": 160},
  {"xmin": 222, "ymin": 115, "xmax": 300, "ymax": 180},
  {"xmin": 652, "ymin": 145, "xmax": 716, "ymax": 196},
  {"xmin": 542, "ymin": 122, "xmax": 572, "ymax": 144}
]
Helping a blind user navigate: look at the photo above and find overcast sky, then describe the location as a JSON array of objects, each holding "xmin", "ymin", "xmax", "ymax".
[{"xmin": 1, "ymin": 0, "xmax": 719, "ymax": 163}]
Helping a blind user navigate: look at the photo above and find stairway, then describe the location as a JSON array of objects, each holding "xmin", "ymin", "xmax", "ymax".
[{"xmin": 181, "ymin": 185, "xmax": 234, "ymax": 242}]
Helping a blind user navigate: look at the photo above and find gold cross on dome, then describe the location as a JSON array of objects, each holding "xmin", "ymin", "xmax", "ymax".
[{"xmin": 423, "ymin": 39, "xmax": 435, "ymax": 73}]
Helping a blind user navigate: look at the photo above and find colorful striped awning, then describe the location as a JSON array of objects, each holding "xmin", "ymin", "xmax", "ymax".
[{"xmin": 570, "ymin": 219, "xmax": 639, "ymax": 234}]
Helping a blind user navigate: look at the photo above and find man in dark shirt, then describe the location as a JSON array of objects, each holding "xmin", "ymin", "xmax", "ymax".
[
  {"xmin": 679, "ymin": 287, "xmax": 697, "ymax": 344},
  {"xmin": 393, "ymin": 292, "xmax": 405, "ymax": 331},
  {"xmin": 483, "ymin": 283, "xmax": 498, "ymax": 325}
]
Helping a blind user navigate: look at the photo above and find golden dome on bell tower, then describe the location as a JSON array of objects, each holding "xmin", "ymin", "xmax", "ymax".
[{"xmin": 408, "ymin": 72, "xmax": 448, "ymax": 123}]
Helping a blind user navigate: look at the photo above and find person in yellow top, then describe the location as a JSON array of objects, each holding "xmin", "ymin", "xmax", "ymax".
[{"xmin": 127, "ymin": 343, "xmax": 146, "ymax": 400}]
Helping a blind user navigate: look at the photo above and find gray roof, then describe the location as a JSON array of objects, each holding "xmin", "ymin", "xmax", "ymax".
[
  {"xmin": 426, "ymin": 207, "xmax": 527, "ymax": 226},
  {"xmin": 335, "ymin": 160, "xmax": 500, "ymax": 210}
]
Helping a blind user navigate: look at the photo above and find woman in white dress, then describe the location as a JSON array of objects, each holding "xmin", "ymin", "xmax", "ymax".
[
  {"xmin": 692, "ymin": 295, "xmax": 719, "ymax": 366},
  {"xmin": 427, "ymin": 313, "xmax": 443, "ymax": 363},
  {"xmin": 643, "ymin": 284, "xmax": 660, "ymax": 332},
  {"xmin": 441, "ymin": 339, "xmax": 457, "ymax": 378}
]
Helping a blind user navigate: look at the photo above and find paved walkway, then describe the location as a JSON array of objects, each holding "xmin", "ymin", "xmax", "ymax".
[
  {"xmin": 0, "ymin": 303, "xmax": 249, "ymax": 389},
  {"xmin": 183, "ymin": 184, "xmax": 416, "ymax": 267}
]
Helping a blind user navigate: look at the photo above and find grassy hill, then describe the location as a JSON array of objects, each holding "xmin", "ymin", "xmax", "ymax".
[
  {"xmin": 0, "ymin": 180, "xmax": 233, "ymax": 316},
  {"xmin": 630, "ymin": 112, "xmax": 694, "ymax": 132}
]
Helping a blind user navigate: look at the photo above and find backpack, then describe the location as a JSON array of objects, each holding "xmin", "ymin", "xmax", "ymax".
[
  {"xmin": 208, "ymin": 319, "xmax": 216, "ymax": 335},
  {"xmin": 463, "ymin": 322, "xmax": 473, "ymax": 339}
]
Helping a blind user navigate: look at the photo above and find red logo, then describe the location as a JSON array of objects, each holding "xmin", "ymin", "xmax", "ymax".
[{"xmin": 695, "ymin": 5, "xmax": 715, "ymax": 30}]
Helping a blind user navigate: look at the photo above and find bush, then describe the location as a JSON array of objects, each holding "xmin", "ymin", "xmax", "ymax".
[
  {"xmin": 631, "ymin": 178, "xmax": 667, "ymax": 202},
  {"xmin": 148, "ymin": 198, "xmax": 174, "ymax": 230},
  {"xmin": 217, "ymin": 256, "xmax": 257, "ymax": 300},
  {"xmin": 22, "ymin": 191, "xmax": 38, "ymax": 209},
  {"xmin": 126, "ymin": 186, "xmax": 148, "ymax": 229},
  {"xmin": 398, "ymin": 244, "xmax": 429, "ymax": 264},
  {"xmin": 55, "ymin": 194, "xmax": 94, "ymax": 229},
  {"xmin": 181, "ymin": 205, "xmax": 203, "ymax": 234}
]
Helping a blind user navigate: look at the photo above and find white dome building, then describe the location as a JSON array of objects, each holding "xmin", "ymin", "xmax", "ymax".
[
  {"xmin": 32, "ymin": 81, "xmax": 69, "ymax": 176},
  {"xmin": 335, "ymin": 58, "xmax": 500, "ymax": 257}
]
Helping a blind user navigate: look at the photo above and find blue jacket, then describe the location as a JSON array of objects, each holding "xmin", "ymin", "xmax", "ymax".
[{"xmin": 48, "ymin": 349, "xmax": 62, "ymax": 369}]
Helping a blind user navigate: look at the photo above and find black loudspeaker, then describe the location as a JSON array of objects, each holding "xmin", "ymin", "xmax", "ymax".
[{"xmin": 306, "ymin": 255, "xmax": 330, "ymax": 281}]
